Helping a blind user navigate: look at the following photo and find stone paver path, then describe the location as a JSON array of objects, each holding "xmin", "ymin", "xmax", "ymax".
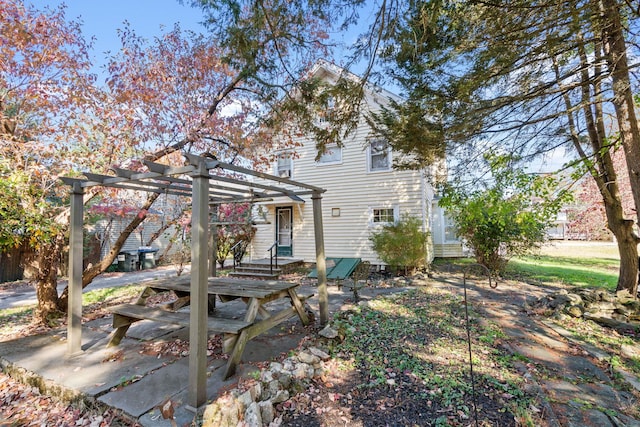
[{"xmin": 431, "ymin": 270, "xmax": 640, "ymax": 427}]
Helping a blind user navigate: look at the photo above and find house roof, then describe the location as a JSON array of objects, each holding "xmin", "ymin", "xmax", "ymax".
[{"xmin": 308, "ymin": 59, "xmax": 403, "ymax": 105}]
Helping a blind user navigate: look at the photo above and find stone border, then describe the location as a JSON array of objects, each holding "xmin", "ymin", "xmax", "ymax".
[{"xmin": 201, "ymin": 342, "xmax": 334, "ymax": 426}]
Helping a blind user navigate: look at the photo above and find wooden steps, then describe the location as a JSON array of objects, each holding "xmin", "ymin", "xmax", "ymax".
[
  {"xmin": 228, "ymin": 259, "xmax": 305, "ymax": 279},
  {"xmin": 229, "ymin": 264, "xmax": 282, "ymax": 279}
]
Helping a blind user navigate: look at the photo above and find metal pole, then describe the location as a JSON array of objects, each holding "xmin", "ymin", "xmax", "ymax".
[
  {"xmin": 67, "ymin": 183, "xmax": 84, "ymax": 355},
  {"xmin": 188, "ymin": 161, "xmax": 209, "ymax": 409},
  {"xmin": 311, "ymin": 191, "xmax": 329, "ymax": 325}
]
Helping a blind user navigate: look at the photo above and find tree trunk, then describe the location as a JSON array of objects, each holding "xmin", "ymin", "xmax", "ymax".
[
  {"xmin": 58, "ymin": 192, "xmax": 161, "ymax": 311},
  {"xmin": 600, "ymin": 0, "xmax": 640, "ymax": 294},
  {"xmin": 553, "ymin": 18, "xmax": 639, "ymax": 294},
  {"xmin": 606, "ymin": 205, "xmax": 639, "ymax": 294},
  {"xmin": 32, "ymin": 232, "xmax": 66, "ymax": 323}
]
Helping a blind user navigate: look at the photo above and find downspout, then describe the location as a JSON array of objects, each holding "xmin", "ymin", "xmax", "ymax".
[{"xmin": 420, "ymin": 170, "xmax": 435, "ymax": 266}]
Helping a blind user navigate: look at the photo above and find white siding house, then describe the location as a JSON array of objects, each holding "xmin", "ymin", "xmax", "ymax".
[{"xmin": 249, "ymin": 61, "xmax": 462, "ymax": 266}]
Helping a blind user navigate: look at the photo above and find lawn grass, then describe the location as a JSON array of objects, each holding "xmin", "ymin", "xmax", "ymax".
[
  {"xmin": 506, "ymin": 255, "xmax": 619, "ymax": 291},
  {"xmin": 432, "ymin": 241, "xmax": 621, "ymax": 291},
  {"xmin": 0, "ymin": 284, "xmax": 143, "ymax": 339},
  {"xmin": 82, "ymin": 284, "xmax": 142, "ymax": 305}
]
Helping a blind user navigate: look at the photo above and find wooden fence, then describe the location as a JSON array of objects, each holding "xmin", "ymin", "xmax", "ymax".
[{"xmin": 0, "ymin": 243, "xmax": 32, "ymax": 283}]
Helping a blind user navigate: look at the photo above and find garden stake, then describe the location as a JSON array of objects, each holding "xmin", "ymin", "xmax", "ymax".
[{"xmin": 463, "ymin": 264, "xmax": 496, "ymax": 427}]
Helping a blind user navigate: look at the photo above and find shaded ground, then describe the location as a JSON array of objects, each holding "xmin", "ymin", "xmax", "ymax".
[
  {"xmin": 279, "ymin": 282, "xmax": 542, "ymax": 427},
  {"xmin": 2, "ymin": 256, "xmax": 640, "ymax": 426}
]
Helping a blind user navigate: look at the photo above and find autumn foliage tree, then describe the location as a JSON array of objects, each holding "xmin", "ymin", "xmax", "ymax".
[
  {"xmin": 1, "ymin": 0, "xmax": 98, "ymax": 321},
  {"xmin": 569, "ymin": 148, "xmax": 634, "ymax": 240},
  {"xmin": 2, "ymin": 0, "xmax": 361, "ymax": 323},
  {"xmin": 0, "ymin": 2, "xmax": 259, "ymax": 322},
  {"xmin": 214, "ymin": 203, "xmax": 255, "ymax": 268}
]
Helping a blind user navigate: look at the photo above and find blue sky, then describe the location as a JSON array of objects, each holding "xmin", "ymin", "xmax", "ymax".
[
  {"xmin": 28, "ymin": 1, "xmax": 366, "ymax": 78},
  {"xmin": 29, "ymin": 0, "xmax": 207, "ymax": 79}
]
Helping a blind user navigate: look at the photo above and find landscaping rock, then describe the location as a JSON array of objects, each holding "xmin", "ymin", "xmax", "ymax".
[
  {"xmin": 308, "ymin": 347, "xmax": 330, "ymax": 361},
  {"xmin": 565, "ymin": 305, "xmax": 584, "ymax": 317},
  {"xmin": 528, "ymin": 288, "xmax": 640, "ymax": 332},
  {"xmin": 201, "ymin": 394, "xmax": 241, "ymax": 427},
  {"xmin": 245, "ymin": 402, "xmax": 262, "ymax": 426},
  {"xmin": 296, "ymin": 351, "xmax": 320, "ymax": 365},
  {"xmin": 258, "ymin": 400, "xmax": 275, "ymax": 425},
  {"xmin": 202, "ymin": 341, "xmax": 323, "ymax": 426},
  {"xmin": 319, "ymin": 325, "xmax": 338, "ymax": 339}
]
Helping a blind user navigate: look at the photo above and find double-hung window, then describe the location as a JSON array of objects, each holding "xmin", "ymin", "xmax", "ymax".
[
  {"xmin": 318, "ymin": 144, "xmax": 342, "ymax": 165},
  {"xmin": 368, "ymin": 139, "xmax": 391, "ymax": 172},
  {"xmin": 316, "ymin": 96, "xmax": 336, "ymax": 126},
  {"xmin": 443, "ymin": 214, "xmax": 458, "ymax": 242},
  {"xmin": 276, "ymin": 152, "xmax": 292, "ymax": 178}
]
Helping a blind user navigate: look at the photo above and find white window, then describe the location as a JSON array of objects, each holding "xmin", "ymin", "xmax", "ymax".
[
  {"xmin": 370, "ymin": 206, "xmax": 398, "ymax": 226},
  {"xmin": 318, "ymin": 144, "xmax": 342, "ymax": 164},
  {"xmin": 316, "ymin": 96, "xmax": 336, "ymax": 127},
  {"xmin": 444, "ymin": 214, "xmax": 458, "ymax": 242},
  {"xmin": 276, "ymin": 152, "xmax": 292, "ymax": 178},
  {"xmin": 368, "ymin": 139, "xmax": 391, "ymax": 172}
]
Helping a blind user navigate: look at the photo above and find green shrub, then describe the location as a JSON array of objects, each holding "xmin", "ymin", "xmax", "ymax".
[
  {"xmin": 369, "ymin": 214, "xmax": 428, "ymax": 274},
  {"xmin": 439, "ymin": 153, "xmax": 571, "ymax": 273}
]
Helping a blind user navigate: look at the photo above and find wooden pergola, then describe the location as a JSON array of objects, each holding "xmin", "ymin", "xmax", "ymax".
[{"xmin": 61, "ymin": 153, "xmax": 328, "ymax": 409}]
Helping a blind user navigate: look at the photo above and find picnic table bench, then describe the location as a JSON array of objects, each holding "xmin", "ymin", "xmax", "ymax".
[{"xmin": 107, "ymin": 276, "xmax": 312, "ymax": 379}]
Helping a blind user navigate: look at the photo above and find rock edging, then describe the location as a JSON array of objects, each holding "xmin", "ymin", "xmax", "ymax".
[
  {"xmin": 201, "ymin": 340, "xmax": 335, "ymax": 427},
  {"xmin": 526, "ymin": 288, "xmax": 640, "ymax": 332}
]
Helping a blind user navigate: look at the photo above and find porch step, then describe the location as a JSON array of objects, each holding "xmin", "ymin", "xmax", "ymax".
[
  {"xmin": 229, "ymin": 264, "xmax": 282, "ymax": 279},
  {"xmin": 235, "ymin": 264, "xmax": 282, "ymax": 273},
  {"xmin": 228, "ymin": 271, "xmax": 280, "ymax": 279}
]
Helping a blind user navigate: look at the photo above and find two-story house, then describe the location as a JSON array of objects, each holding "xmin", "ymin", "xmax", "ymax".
[{"xmin": 248, "ymin": 61, "xmax": 463, "ymax": 268}]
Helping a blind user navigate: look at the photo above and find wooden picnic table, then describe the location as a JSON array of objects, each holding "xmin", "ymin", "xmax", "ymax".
[{"xmin": 107, "ymin": 276, "xmax": 312, "ymax": 379}]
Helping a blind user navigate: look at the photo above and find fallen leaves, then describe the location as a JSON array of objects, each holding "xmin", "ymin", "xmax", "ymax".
[{"xmin": 0, "ymin": 372, "xmax": 123, "ymax": 426}]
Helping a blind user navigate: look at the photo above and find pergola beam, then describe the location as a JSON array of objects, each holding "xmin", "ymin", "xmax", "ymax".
[{"xmin": 214, "ymin": 160, "xmax": 326, "ymax": 193}]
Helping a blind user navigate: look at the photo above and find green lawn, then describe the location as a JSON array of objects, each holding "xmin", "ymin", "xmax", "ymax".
[
  {"xmin": 433, "ymin": 241, "xmax": 621, "ymax": 291},
  {"xmin": 0, "ymin": 284, "xmax": 143, "ymax": 337},
  {"xmin": 506, "ymin": 254, "xmax": 620, "ymax": 291}
]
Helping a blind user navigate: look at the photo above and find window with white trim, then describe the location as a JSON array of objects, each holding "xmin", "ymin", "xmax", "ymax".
[
  {"xmin": 275, "ymin": 152, "xmax": 292, "ymax": 178},
  {"xmin": 370, "ymin": 206, "xmax": 399, "ymax": 226},
  {"xmin": 316, "ymin": 96, "xmax": 336, "ymax": 126},
  {"xmin": 318, "ymin": 144, "xmax": 342, "ymax": 164},
  {"xmin": 368, "ymin": 138, "xmax": 391, "ymax": 172},
  {"xmin": 444, "ymin": 214, "xmax": 458, "ymax": 242}
]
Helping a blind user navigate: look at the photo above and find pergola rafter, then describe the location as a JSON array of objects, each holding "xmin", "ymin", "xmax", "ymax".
[{"xmin": 61, "ymin": 154, "xmax": 329, "ymax": 409}]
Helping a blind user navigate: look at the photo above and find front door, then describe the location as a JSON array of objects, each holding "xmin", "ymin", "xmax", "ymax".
[{"xmin": 275, "ymin": 206, "xmax": 293, "ymax": 257}]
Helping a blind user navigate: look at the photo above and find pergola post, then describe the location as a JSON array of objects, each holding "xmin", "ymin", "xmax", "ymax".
[
  {"xmin": 67, "ymin": 183, "xmax": 84, "ymax": 355},
  {"xmin": 311, "ymin": 191, "xmax": 328, "ymax": 325},
  {"xmin": 188, "ymin": 160, "xmax": 210, "ymax": 409}
]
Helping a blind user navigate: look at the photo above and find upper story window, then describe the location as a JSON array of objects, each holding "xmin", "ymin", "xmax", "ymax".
[
  {"xmin": 368, "ymin": 138, "xmax": 391, "ymax": 172},
  {"xmin": 318, "ymin": 144, "xmax": 342, "ymax": 165},
  {"xmin": 276, "ymin": 152, "xmax": 292, "ymax": 178},
  {"xmin": 316, "ymin": 96, "xmax": 336, "ymax": 127}
]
